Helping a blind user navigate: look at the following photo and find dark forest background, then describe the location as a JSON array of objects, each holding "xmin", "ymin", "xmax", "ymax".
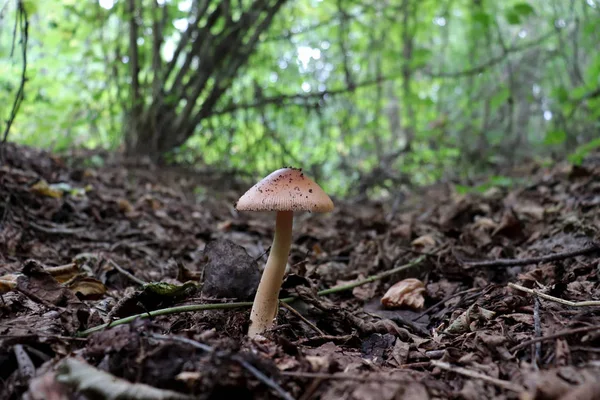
[{"xmin": 2, "ymin": 0, "xmax": 599, "ymax": 195}]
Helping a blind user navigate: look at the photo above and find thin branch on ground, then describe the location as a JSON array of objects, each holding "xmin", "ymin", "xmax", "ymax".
[
  {"xmin": 430, "ymin": 360, "xmax": 525, "ymax": 393},
  {"xmin": 280, "ymin": 301, "xmax": 325, "ymax": 336},
  {"xmin": 281, "ymin": 371, "xmax": 420, "ymax": 383},
  {"xmin": 462, "ymin": 242, "xmax": 600, "ymax": 268},
  {"xmin": 147, "ymin": 333, "xmax": 294, "ymax": 400},
  {"xmin": 533, "ymin": 297, "xmax": 542, "ymax": 367},
  {"xmin": 77, "ymin": 256, "xmax": 426, "ymax": 337},
  {"xmin": 317, "ymin": 255, "xmax": 425, "ymax": 295},
  {"xmin": 509, "ymin": 283, "xmax": 600, "ymax": 307},
  {"xmin": 414, "ymin": 288, "xmax": 480, "ymax": 321},
  {"xmin": 108, "ymin": 259, "xmax": 147, "ymax": 286},
  {"xmin": 28, "ymin": 222, "xmax": 88, "ymax": 235},
  {"xmin": 510, "ymin": 324, "xmax": 600, "ymax": 352}
]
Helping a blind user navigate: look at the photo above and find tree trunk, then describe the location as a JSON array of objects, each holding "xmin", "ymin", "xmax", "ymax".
[{"xmin": 122, "ymin": 0, "xmax": 288, "ymax": 162}]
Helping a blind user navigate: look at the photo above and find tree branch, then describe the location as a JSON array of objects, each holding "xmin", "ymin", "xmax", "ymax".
[
  {"xmin": 162, "ymin": 0, "xmax": 210, "ymax": 84},
  {"xmin": 167, "ymin": 3, "xmax": 223, "ymax": 98},
  {"xmin": 1, "ymin": 0, "xmax": 28, "ymax": 158},
  {"xmin": 172, "ymin": 0, "xmax": 287, "ymax": 147},
  {"xmin": 211, "ymin": 73, "xmax": 403, "ymax": 117},
  {"xmin": 424, "ymin": 30, "xmax": 557, "ymax": 78}
]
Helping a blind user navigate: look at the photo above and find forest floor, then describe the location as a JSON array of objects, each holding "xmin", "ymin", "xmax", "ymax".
[{"xmin": 1, "ymin": 143, "xmax": 600, "ymax": 400}]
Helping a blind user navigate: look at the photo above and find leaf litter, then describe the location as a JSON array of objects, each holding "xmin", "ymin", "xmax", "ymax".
[{"xmin": 1, "ymin": 142, "xmax": 600, "ymax": 399}]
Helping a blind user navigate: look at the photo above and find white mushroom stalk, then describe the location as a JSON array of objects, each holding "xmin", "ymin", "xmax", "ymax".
[
  {"xmin": 235, "ymin": 167, "xmax": 334, "ymax": 337},
  {"xmin": 247, "ymin": 210, "xmax": 293, "ymax": 337}
]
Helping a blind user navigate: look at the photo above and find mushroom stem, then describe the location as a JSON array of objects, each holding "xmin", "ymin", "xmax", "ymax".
[{"xmin": 248, "ymin": 210, "xmax": 293, "ymax": 337}]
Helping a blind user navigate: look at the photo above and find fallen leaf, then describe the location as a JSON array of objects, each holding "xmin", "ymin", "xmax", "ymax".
[
  {"xmin": 25, "ymin": 372, "xmax": 70, "ymax": 400},
  {"xmin": 56, "ymin": 358, "xmax": 194, "ymax": 400},
  {"xmin": 0, "ymin": 274, "xmax": 19, "ymax": 294},
  {"xmin": 381, "ymin": 278, "xmax": 425, "ymax": 310},
  {"xmin": 65, "ymin": 276, "xmax": 107, "ymax": 299},
  {"xmin": 411, "ymin": 235, "xmax": 436, "ymax": 249},
  {"xmin": 445, "ymin": 304, "xmax": 496, "ymax": 334}
]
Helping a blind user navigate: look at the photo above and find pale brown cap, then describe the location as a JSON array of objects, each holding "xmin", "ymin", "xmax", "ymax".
[{"xmin": 236, "ymin": 167, "xmax": 334, "ymax": 212}]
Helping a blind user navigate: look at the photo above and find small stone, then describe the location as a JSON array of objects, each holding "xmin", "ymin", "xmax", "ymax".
[{"xmin": 201, "ymin": 239, "xmax": 261, "ymax": 301}]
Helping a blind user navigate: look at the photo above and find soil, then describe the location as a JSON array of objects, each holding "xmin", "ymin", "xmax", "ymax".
[{"xmin": 1, "ymin": 143, "xmax": 600, "ymax": 400}]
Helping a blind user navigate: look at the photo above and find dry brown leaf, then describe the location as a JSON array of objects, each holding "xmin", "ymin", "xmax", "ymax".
[
  {"xmin": 65, "ymin": 276, "xmax": 107, "ymax": 299},
  {"xmin": 411, "ymin": 235, "xmax": 436, "ymax": 249},
  {"xmin": 45, "ymin": 263, "xmax": 80, "ymax": 283},
  {"xmin": 0, "ymin": 274, "xmax": 19, "ymax": 294},
  {"xmin": 515, "ymin": 203, "xmax": 546, "ymax": 221},
  {"xmin": 117, "ymin": 198, "xmax": 134, "ymax": 213},
  {"xmin": 305, "ymin": 355, "xmax": 330, "ymax": 371},
  {"xmin": 25, "ymin": 372, "xmax": 70, "ymax": 400},
  {"xmin": 472, "ymin": 217, "xmax": 497, "ymax": 230},
  {"xmin": 56, "ymin": 358, "xmax": 194, "ymax": 400},
  {"xmin": 445, "ymin": 304, "xmax": 496, "ymax": 334},
  {"xmin": 381, "ymin": 278, "xmax": 425, "ymax": 310},
  {"xmin": 175, "ymin": 371, "xmax": 202, "ymax": 388}
]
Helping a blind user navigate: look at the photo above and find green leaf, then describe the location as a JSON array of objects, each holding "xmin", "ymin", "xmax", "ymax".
[
  {"xmin": 553, "ymin": 86, "xmax": 569, "ymax": 103},
  {"xmin": 505, "ymin": 11, "xmax": 521, "ymax": 25},
  {"xmin": 568, "ymin": 138, "xmax": 600, "ymax": 165},
  {"xmin": 543, "ymin": 130, "xmax": 567, "ymax": 145},
  {"xmin": 513, "ymin": 3, "xmax": 535, "ymax": 16},
  {"xmin": 472, "ymin": 11, "xmax": 491, "ymax": 27},
  {"xmin": 22, "ymin": 0, "xmax": 38, "ymax": 16},
  {"xmin": 490, "ymin": 87, "xmax": 510, "ymax": 110},
  {"xmin": 410, "ymin": 48, "xmax": 432, "ymax": 68}
]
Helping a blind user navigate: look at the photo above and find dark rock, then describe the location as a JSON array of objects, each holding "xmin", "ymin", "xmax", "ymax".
[
  {"xmin": 361, "ymin": 333, "xmax": 396, "ymax": 363},
  {"xmin": 201, "ymin": 240, "xmax": 261, "ymax": 301}
]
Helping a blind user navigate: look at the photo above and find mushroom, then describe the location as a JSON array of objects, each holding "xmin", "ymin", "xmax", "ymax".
[{"xmin": 236, "ymin": 167, "xmax": 334, "ymax": 337}]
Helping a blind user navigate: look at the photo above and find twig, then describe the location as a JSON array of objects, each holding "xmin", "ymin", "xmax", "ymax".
[
  {"xmin": 281, "ymin": 371, "xmax": 418, "ymax": 383},
  {"xmin": 77, "ymin": 256, "xmax": 426, "ymax": 337},
  {"xmin": 509, "ymin": 283, "xmax": 600, "ymax": 307},
  {"xmin": 28, "ymin": 222, "xmax": 88, "ymax": 235},
  {"xmin": 414, "ymin": 288, "xmax": 479, "ymax": 321},
  {"xmin": 296, "ymin": 333, "xmax": 355, "ymax": 345},
  {"xmin": 533, "ymin": 297, "xmax": 542, "ymax": 367},
  {"xmin": 317, "ymin": 255, "xmax": 425, "ymax": 295},
  {"xmin": 510, "ymin": 325, "xmax": 600, "ymax": 352},
  {"xmin": 234, "ymin": 357, "xmax": 294, "ymax": 400},
  {"xmin": 78, "ymin": 301, "xmax": 254, "ymax": 336},
  {"xmin": 147, "ymin": 333, "xmax": 295, "ymax": 400},
  {"xmin": 463, "ymin": 242, "xmax": 600, "ymax": 268},
  {"xmin": 280, "ymin": 301, "xmax": 325, "ymax": 336},
  {"xmin": 108, "ymin": 260, "xmax": 147, "ymax": 286},
  {"xmin": 430, "ymin": 360, "xmax": 524, "ymax": 393}
]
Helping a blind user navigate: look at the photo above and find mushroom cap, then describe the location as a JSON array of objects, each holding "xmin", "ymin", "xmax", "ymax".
[{"xmin": 236, "ymin": 167, "xmax": 334, "ymax": 212}]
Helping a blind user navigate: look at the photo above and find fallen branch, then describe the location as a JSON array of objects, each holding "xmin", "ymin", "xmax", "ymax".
[
  {"xmin": 279, "ymin": 301, "xmax": 324, "ymax": 336},
  {"xmin": 281, "ymin": 371, "xmax": 419, "ymax": 383},
  {"xmin": 509, "ymin": 283, "xmax": 600, "ymax": 307},
  {"xmin": 56, "ymin": 357, "xmax": 194, "ymax": 400},
  {"xmin": 317, "ymin": 255, "xmax": 425, "ymax": 295},
  {"xmin": 77, "ymin": 256, "xmax": 425, "ymax": 337},
  {"xmin": 510, "ymin": 325, "xmax": 600, "ymax": 352},
  {"xmin": 430, "ymin": 360, "xmax": 524, "ymax": 393},
  {"xmin": 462, "ymin": 242, "xmax": 600, "ymax": 268},
  {"xmin": 108, "ymin": 259, "xmax": 147, "ymax": 286},
  {"xmin": 148, "ymin": 334, "xmax": 294, "ymax": 400}
]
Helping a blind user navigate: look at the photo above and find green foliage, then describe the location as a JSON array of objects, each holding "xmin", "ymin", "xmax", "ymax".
[
  {"xmin": 455, "ymin": 175, "xmax": 519, "ymax": 195},
  {"xmin": 543, "ymin": 130, "xmax": 567, "ymax": 146},
  {"xmin": 569, "ymin": 138, "xmax": 600, "ymax": 165},
  {"xmin": 2, "ymin": 0, "xmax": 599, "ymax": 195}
]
